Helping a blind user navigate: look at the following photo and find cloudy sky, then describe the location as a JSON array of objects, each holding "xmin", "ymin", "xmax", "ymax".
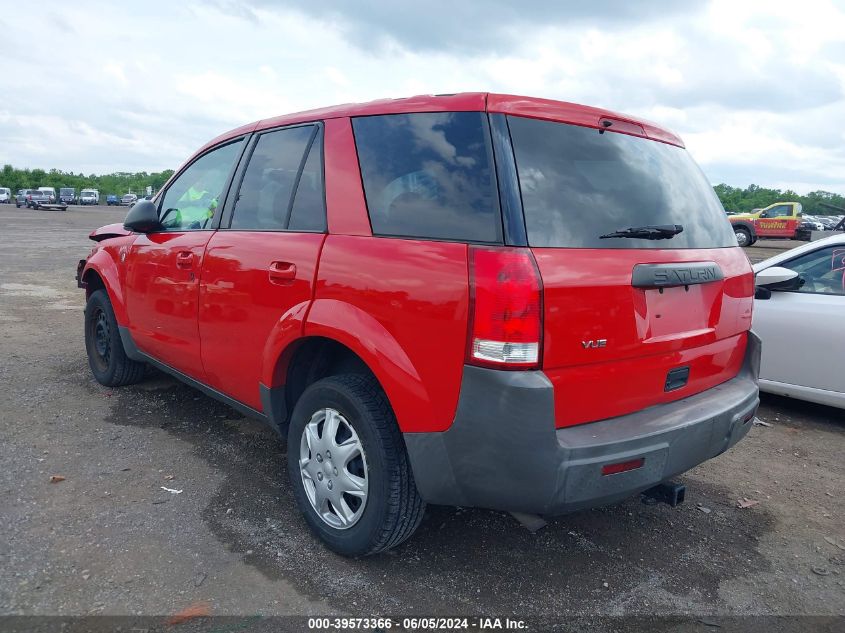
[{"xmin": 1, "ymin": 0, "xmax": 844, "ymax": 194}]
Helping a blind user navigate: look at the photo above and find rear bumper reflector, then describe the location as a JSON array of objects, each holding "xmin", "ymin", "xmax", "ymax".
[{"xmin": 601, "ymin": 458, "xmax": 645, "ymax": 476}]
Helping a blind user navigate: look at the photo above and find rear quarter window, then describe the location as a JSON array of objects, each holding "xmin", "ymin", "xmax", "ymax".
[
  {"xmin": 352, "ymin": 112, "xmax": 501, "ymax": 243},
  {"xmin": 507, "ymin": 115, "xmax": 736, "ymax": 249}
]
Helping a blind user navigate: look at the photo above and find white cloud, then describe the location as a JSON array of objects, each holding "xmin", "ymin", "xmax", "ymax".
[
  {"xmin": 0, "ymin": 0, "xmax": 842, "ymax": 195},
  {"xmin": 103, "ymin": 62, "xmax": 128, "ymax": 84}
]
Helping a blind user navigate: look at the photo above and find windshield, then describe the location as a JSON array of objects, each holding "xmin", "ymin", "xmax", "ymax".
[
  {"xmin": 507, "ymin": 115, "xmax": 736, "ymax": 249},
  {"xmin": 60, "ymin": 188, "xmax": 73, "ymax": 194}
]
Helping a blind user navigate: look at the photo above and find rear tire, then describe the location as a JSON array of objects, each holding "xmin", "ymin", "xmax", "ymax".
[
  {"xmin": 84, "ymin": 289, "xmax": 146, "ymax": 387},
  {"xmin": 734, "ymin": 227, "xmax": 751, "ymax": 247},
  {"xmin": 287, "ymin": 374, "xmax": 425, "ymax": 557}
]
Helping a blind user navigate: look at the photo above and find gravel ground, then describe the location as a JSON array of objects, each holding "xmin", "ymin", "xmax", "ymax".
[
  {"xmin": 0, "ymin": 205, "xmax": 843, "ymax": 631},
  {"xmin": 744, "ymin": 240, "xmax": 808, "ymax": 264}
]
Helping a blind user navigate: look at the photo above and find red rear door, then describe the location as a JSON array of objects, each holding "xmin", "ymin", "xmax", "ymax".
[
  {"xmin": 198, "ymin": 122, "xmax": 325, "ymax": 409},
  {"xmin": 506, "ymin": 114, "xmax": 753, "ymax": 428}
]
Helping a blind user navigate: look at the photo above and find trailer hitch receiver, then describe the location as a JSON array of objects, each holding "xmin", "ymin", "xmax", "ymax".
[{"xmin": 641, "ymin": 481, "xmax": 686, "ymax": 507}]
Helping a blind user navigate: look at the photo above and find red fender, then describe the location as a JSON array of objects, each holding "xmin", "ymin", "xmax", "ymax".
[
  {"xmin": 303, "ymin": 299, "xmax": 431, "ymax": 433},
  {"xmin": 81, "ymin": 241, "xmax": 133, "ymax": 326},
  {"xmin": 259, "ymin": 301, "xmax": 311, "ymax": 387}
]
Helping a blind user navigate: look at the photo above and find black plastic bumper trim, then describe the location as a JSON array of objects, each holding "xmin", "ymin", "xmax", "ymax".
[{"xmin": 405, "ymin": 332, "xmax": 761, "ymax": 515}]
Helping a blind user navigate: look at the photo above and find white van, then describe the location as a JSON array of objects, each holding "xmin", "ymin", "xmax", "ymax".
[
  {"xmin": 38, "ymin": 187, "xmax": 57, "ymax": 202},
  {"xmin": 79, "ymin": 189, "xmax": 100, "ymax": 205},
  {"xmin": 0, "ymin": 187, "xmax": 11, "ymax": 203}
]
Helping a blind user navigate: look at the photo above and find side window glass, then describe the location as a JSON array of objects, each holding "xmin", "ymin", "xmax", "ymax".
[
  {"xmin": 288, "ymin": 128, "xmax": 326, "ymax": 232},
  {"xmin": 159, "ymin": 140, "xmax": 244, "ymax": 231},
  {"xmin": 230, "ymin": 126, "xmax": 314, "ymax": 230},
  {"xmin": 781, "ymin": 246, "xmax": 845, "ymax": 295},
  {"xmin": 352, "ymin": 112, "xmax": 501, "ymax": 243}
]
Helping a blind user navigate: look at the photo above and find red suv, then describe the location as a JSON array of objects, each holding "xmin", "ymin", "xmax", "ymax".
[{"xmin": 78, "ymin": 93, "xmax": 759, "ymax": 556}]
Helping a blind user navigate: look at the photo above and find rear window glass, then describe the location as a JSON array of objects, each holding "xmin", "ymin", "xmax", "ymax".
[
  {"xmin": 352, "ymin": 112, "xmax": 501, "ymax": 243},
  {"xmin": 507, "ymin": 115, "xmax": 736, "ymax": 249},
  {"xmin": 288, "ymin": 128, "xmax": 326, "ymax": 232},
  {"xmin": 230, "ymin": 125, "xmax": 314, "ymax": 231}
]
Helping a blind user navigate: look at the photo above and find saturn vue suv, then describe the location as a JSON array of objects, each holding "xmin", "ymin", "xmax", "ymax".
[{"xmin": 77, "ymin": 93, "xmax": 760, "ymax": 556}]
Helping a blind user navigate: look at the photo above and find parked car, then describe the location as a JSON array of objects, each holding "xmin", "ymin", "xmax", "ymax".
[
  {"xmin": 77, "ymin": 93, "xmax": 759, "ymax": 556},
  {"xmin": 802, "ymin": 215, "xmax": 825, "ymax": 231},
  {"xmin": 796, "ymin": 219, "xmax": 818, "ymax": 241},
  {"xmin": 121, "ymin": 193, "xmax": 138, "ymax": 205},
  {"xmin": 59, "ymin": 188, "xmax": 77, "ymax": 204},
  {"xmin": 16, "ymin": 189, "xmax": 46, "ymax": 208},
  {"xmin": 106, "ymin": 194, "xmax": 120, "ymax": 206},
  {"xmin": 38, "ymin": 187, "xmax": 57, "ymax": 203},
  {"xmin": 0, "ymin": 187, "xmax": 10, "ymax": 203},
  {"xmin": 17, "ymin": 189, "xmax": 67, "ymax": 210},
  {"xmin": 752, "ymin": 234, "xmax": 844, "ymax": 408},
  {"xmin": 79, "ymin": 189, "xmax": 99, "ymax": 205}
]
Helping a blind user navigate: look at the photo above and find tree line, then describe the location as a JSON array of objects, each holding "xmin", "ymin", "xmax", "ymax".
[
  {"xmin": 1, "ymin": 164, "xmax": 175, "ymax": 197},
  {"xmin": 2, "ymin": 163, "xmax": 843, "ymax": 215},
  {"xmin": 714, "ymin": 184, "xmax": 844, "ymax": 215}
]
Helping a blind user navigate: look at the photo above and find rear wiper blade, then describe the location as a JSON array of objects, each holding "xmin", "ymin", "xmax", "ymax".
[{"xmin": 600, "ymin": 224, "xmax": 684, "ymax": 240}]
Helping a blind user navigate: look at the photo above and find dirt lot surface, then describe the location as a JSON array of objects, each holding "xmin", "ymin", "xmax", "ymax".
[
  {"xmin": 744, "ymin": 240, "xmax": 808, "ymax": 264},
  {"xmin": 1, "ymin": 206, "xmax": 843, "ymax": 631}
]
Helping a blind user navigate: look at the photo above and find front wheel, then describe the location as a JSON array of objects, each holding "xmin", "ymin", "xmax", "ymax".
[
  {"xmin": 84, "ymin": 289, "xmax": 146, "ymax": 386},
  {"xmin": 287, "ymin": 374, "xmax": 425, "ymax": 557},
  {"xmin": 734, "ymin": 227, "xmax": 751, "ymax": 247}
]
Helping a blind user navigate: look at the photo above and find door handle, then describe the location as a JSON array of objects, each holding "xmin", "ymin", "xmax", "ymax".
[
  {"xmin": 176, "ymin": 251, "xmax": 194, "ymax": 269},
  {"xmin": 269, "ymin": 261, "xmax": 296, "ymax": 284}
]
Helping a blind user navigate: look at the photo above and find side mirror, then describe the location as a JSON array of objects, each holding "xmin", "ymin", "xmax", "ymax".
[
  {"xmin": 123, "ymin": 199, "xmax": 161, "ymax": 233},
  {"xmin": 755, "ymin": 266, "xmax": 801, "ymax": 295}
]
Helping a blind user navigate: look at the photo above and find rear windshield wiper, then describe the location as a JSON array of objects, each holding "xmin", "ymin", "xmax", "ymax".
[{"xmin": 600, "ymin": 224, "xmax": 684, "ymax": 240}]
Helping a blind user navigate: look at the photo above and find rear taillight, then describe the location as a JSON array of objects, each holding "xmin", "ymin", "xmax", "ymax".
[{"xmin": 467, "ymin": 246, "xmax": 542, "ymax": 369}]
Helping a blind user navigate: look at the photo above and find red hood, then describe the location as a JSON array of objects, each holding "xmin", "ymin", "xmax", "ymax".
[{"xmin": 89, "ymin": 223, "xmax": 131, "ymax": 242}]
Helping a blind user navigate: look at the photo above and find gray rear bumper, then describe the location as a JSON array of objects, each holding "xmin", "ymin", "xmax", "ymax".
[{"xmin": 404, "ymin": 332, "xmax": 760, "ymax": 515}]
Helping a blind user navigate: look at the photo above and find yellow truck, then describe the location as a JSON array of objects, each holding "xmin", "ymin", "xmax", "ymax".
[{"xmin": 729, "ymin": 202, "xmax": 803, "ymax": 246}]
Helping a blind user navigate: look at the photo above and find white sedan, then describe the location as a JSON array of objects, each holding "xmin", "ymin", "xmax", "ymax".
[{"xmin": 752, "ymin": 233, "xmax": 845, "ymax": 409}]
